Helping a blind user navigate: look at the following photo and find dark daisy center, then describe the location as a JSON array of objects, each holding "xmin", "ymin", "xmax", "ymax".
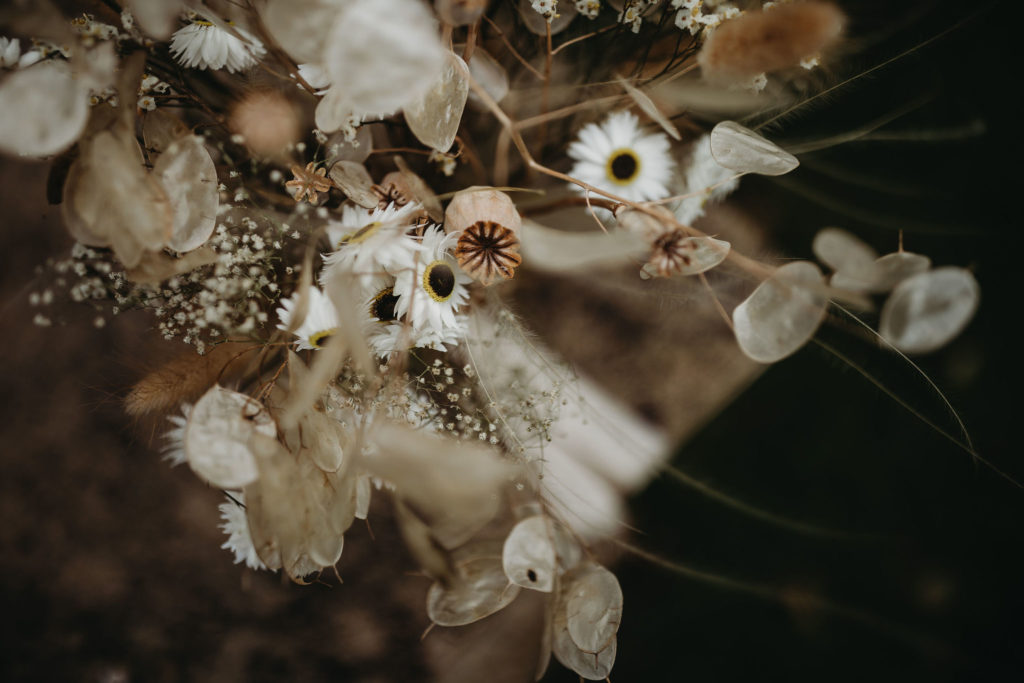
[
  {"xmin": 370, "ymin": 288, "xmax": 399, "ymax": 322},
  {"xmin": 606, "ymin": 148, "xmax": 641, "ymax": 185},
  {"xmin": 610, "ymin": 152, "xmax": 637, "ymax": 180},
  {"xmin": 423, "ymin": 261, "xmax": 455, "ymax": 302}
]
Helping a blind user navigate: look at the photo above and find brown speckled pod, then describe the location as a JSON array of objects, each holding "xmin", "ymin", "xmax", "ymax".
[{"xmin": 444, "ymin": 187, "xmax": 522, "ymax": 285}]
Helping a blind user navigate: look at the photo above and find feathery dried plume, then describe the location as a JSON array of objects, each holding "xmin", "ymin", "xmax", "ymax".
[{"xmin": 698, "ymin": 2, "xmax": 845, "ymax": 84}]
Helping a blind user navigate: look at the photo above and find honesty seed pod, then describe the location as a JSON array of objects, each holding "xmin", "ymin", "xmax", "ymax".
[{"xmin": 445, "ymin": 187, "xmax": 523, "ymax": 285}]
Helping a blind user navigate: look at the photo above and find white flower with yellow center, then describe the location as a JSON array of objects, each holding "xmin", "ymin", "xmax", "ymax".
[
  {"xmin": 393, "ymin": 227, "xmax": 471, "ymax": 336},
  {"xmin": 361, "ymin": 275, "xmax": 463, "ymax": 356},
  {"xmin": 170, "ymin": 16, "xmax": 266, "ymax": 73},
  {"xmin": 567, "ymin": 110, "xmax": 674, "ymax": 203},
  {"xmin": 275, "ymin": 286, "xmax": 340, "ymax": 351},
  {"xmin": 322, "ymin": 202, "xmax": 424, "ymax": 288}
]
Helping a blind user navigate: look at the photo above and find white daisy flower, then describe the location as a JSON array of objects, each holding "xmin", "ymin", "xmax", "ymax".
[
  {"xmin": 360, "ymin": 274, "xmax": 463, "ymax": 357},
  {"xmin": 393, "ymin": 226, "xmax": 471, "ymax": 336},
  {"xmin": 161, "ymin": 403, "xmax": 192, "ymax": 466},
  {"xmin": 218, "ymin": 492, "xmax": 267, "ymax": 571},
  {"xmin": 276, "ymin": 286, "xmax": 340, "ymax": 351},
  {"xmin": 567, "ymin": 110, "xmax": 674, "ymax": 203},
  {"xmin": 321, "ymin": 202, "xmax": 425, "ymax": 288},
  {"xmin": 169, "ymin": 16, "xmax": 266, "ymax": 73}
]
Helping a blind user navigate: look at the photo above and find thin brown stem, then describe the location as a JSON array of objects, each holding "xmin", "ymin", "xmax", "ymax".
[
  {"xmin": 481, "ymin": 14, "xmax": 545, "ymax": 80},
  {"xmin": 551, "ymin": 23, "xmax": 617, "ymax": 55}
]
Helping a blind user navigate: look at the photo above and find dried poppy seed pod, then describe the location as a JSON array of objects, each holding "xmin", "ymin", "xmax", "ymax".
[{"xmin": 445, "ymin": 187, "xmax": 522, "ymax": 285}]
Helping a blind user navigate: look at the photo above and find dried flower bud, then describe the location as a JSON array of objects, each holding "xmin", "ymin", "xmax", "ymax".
[
  {"xmin": 698, "ymin": 2, "xmax": 845, "ymax": 84},
  {"xmin": 445, "ymin": 188, "xmax": 523, "ymax": 285}
]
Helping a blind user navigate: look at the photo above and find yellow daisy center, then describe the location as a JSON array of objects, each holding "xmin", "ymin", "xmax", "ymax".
[
  {"xmin": 422, "ymin": 261, "xmax": 456, "ymax": 302},
  {"xmin": 605, "ymin": 148, "xmax": 641, "ymax": 186}
]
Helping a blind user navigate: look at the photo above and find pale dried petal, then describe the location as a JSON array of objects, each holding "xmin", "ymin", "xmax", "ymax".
[
  {"xmin": 153, "ymin": 135, "xmax": 218, "ymax": 253},
  {"xmin": 186, "ymin": 385, "xmax": 275, "ymax": 489},
  {"xmin": 329, "ymin": 161, "xmax": 379, "ymax": 209},
  {"xmin": 812, "ymin": 227, "xmax": 877, "ymax": 274},
  {"xmin": 427, "ymin": 542, "xmax": 521, "ymax": 626},
  {"xmin": 0, "ymin": 60, "xmax": 89, "ymax": 157},
  {"xmin": 520, "ymin": 219, "xmax": 647, "ymax": 272},
  {"xmin": 732, "ymin": 261, "xmax": 827, "ymax": 363},
  {"xmin": 565, "ymin": 564, "xmax": 623, "ymax": 654},
  {"xmin": 879, "ymin": 267, "xmax": 979, "ymax": 354},
  {"xmin": 502, "ymin": 515, "xmax": 557, "ymax": 593},
  {"xmin": 710, "ymin": 121, "xmax": 799, "ymax": 176},
  {"xmin": 831, "ymin": 251, "xmax": 932, "ymax": 294},
  {"xmin": 355, "ymin": 472, "xmax": 372, "ymax": 520},
  {"xmin": 404, "ymin": 52, "xmax": 469, "ymax": 153}
]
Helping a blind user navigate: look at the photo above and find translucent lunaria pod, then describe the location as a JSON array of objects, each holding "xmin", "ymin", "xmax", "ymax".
[
  {"xmin": 732, "ymin": 261, "xmax": 828, "ymax": 363},
  {"xmin": 710, "ymin": 121, "xmax": 799, "ymax": 176},
  {"xmin": 403, "ymin": 52, "xmax": 469, "ymax": 154},
  {"xmin": 879, "ymin": 267, "xmax": 980, "ymax": 354},
  {"xmin": 502, "ymin": 515, "xmax": 557, "ymax": 593},
  {"xmin": 185, "ymin": 385, "xmax": 276, "ymax": 489}
]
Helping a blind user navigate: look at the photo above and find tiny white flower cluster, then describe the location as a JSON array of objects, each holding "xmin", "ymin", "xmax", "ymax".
[
  {"xmin": 575, "ymin": 0, "xmax": 602, "ymax": 20},
  {"xmin": 137, "ymin": 73, "xmax": 170, "ymax": 112},
  {"xmin": 619, "ymin": 0, "xmax": 657, "ymax": 32},
  {"xmin": 671, "ymin": 0, "xmax": 741, "ymax": 35}
]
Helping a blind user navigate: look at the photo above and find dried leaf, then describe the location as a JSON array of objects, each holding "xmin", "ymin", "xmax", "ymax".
[
  {"xmin": 364, "ymin": 422, "xmax": 513, "ymax": 548},
  {"xmin": 0, "ymin": 60, "xmax": 89, "ymax": 157},
  {"xmin": 650, "ymin": 233, "xmax": 731, "ymax": 277},
  {"xmin": 124, "ymin": 247, "xmax": 218, "ymax": 285},
  {"xmin": 502, "ymin": 516, "xmax": 558, "ymax": 593},
  {"xmin": 732, "ymin": 261, "xmax": 827, "ymax": 363},
  {"xmin": 710, "ymin": 121, "xmax": 799, "ymax": 176},
  {"xmin": 328, "ymin": 161, "xmax": 378, "ymax": 209},
  {"xmin": 404, "ymin": 52, "xmax": 469, "ymax": 153},
  {"xmin": 395, "ymin": 497, "xmax": 454, "ymax": 583},
  {"xmin": 427, "ymin": 542, "xmax": 521, "ymax": 626},
  {"xmin": 879, "ymin": 267, "xmax": 979, "ymax": 354},
  {"xmin": 831, "ymin": 251, "xmax": 931, "ymax": 294},
  {"xmin": 153, "ymin": 135, "xmax": 218, "ymax": 253},
  {"xmin": 618, "ymin": 77, "xmax": 681, "ymax": 140},
  {"xmin": 565, "ymin": 564, "xmax": 623, "ymax": 655},
  {"xmin": 520, "ymin": 219, "xmax": 647, "ymax": 272},
  {"xmin": 185, "ymin": 385, "xmax": 275, "ymax": 489}
]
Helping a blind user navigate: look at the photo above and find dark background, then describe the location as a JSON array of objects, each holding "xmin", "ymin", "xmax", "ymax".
[{"xmin": 2, "ymin": 1, "xmax": 1022, "ymax": 681}]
